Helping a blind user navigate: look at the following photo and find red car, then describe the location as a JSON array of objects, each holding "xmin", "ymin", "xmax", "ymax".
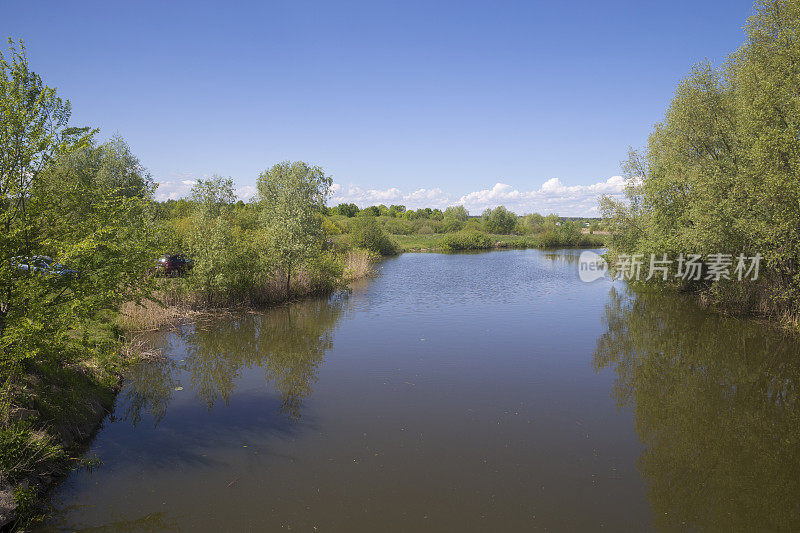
[{"xmin": 154, "ymin": 254, "xmax": 194, "ymax": 277}]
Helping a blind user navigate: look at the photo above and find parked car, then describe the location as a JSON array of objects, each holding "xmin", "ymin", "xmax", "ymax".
[
  {"xmin": 154, "ymin": 254, "xmax": 194, "ymax": 277},
  {"xmin": 11, "ymin": 255, "xmax": 79, "ymax": 277}
]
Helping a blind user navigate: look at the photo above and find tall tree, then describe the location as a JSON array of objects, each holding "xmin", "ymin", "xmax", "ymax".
[
  {"xmin": 0, "ymin": 38, "xmax": 93, "ymax": 380},
  {"xmin": 257, "ymin": 161, "xmax": 332, "ymax": 295}
]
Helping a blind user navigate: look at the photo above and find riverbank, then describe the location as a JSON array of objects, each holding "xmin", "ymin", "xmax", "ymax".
[
  {"xmin": 0, "ymin": 249, "xmax": 377, "ymax": 530},
  {"xmin": 394, "ymin": 232, "xmax": 606, "ymax": 253}
]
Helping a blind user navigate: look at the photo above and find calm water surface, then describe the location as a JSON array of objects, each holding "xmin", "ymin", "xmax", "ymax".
[{"xmin": 41, "ymin": 250, "xmax": 800, "ymax": 531}]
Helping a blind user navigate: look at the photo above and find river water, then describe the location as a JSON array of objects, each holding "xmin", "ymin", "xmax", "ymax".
[{"xmin": 40, "ymin": 249, "xmax": 800, "ymax": 531}]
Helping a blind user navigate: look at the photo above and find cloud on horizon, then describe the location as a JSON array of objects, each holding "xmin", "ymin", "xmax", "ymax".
[
  {"xmin": 329, "ymin": 175, "xmax": 628, "ymax": 216},
  {"xmin": 155, "ymin": 174, "xmax": 628, "ymax": 216},
  {"xmin": 154, "ymin": 172, "xmax": 259, "ymax": 202}
]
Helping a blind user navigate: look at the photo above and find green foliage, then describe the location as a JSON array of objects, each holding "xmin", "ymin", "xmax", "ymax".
[
  {"xmin": 332, "ymin": 203, "xmax": 359, "ymax": 217},
  {"xmin": 359, "ymin": 206, "xmax": 380, "ymax": 217},
  {"xmin": 444, "ymin": 205, "xmax": 468, "ymax": 222},
  {"xmin": 516, "ymin": 213, "xmax": 545, "ymax": 234},
  {"xmin": 258, "ymin": 161, "xmax": 332, "ymax": 293},
  {"xmin": 348, "ymin": 216, "xmax": 399, "ymax": 255},
  {"xmin": 182, "ymin": 177, "xmax": 258, "ymax": 305},
  {"xmin": 0, "ymin": 39, "xmax": 157, "ymax": 391},
  {"xmin": 381, "ymin": 217, "xmax": 414, "ymax": 235},
  {"xmin": 12, "ymin": 484, "xmax": 37, "ymax": 520},
  {"xmin": 601, "ymin": 0, "xmax": 800, "ymax": 319},
  {"xmin": 440, "ymin": 231, "xmax": 494, "ymax": 251},
  {"xmin": 482, "ymin": 206, "xmax": 518, "ymax": 234},
  {"xmin": 442, "ymin": 218, "xmax": 465, "ymax": 233},
  {"xmin": 538, "ymin": 219, "xmax": 583, "ymax": 247},
  {"xmin": 321, "ymin": 216, "xmax": 342, "ymax": 235}
]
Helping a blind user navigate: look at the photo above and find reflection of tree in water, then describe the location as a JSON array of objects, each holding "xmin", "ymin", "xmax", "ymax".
[
  {"xmin": 594, "ymin": 287, "xmax": 800, "ymax": 531},
  {"xmin": 121, "ymin": 295, "xmax": 347, "ymax": 426},
  {"xmin": 119, "ymin": 354, "xmax": 179, "ymax": 427}
]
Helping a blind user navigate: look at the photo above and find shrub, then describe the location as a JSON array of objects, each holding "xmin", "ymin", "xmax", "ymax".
[
  {"xmin": 382, "ymin": 218, "xmax": 414, "ymax": 235},
  {"xmin": 442, "ymin": 219, "xmax": 465, "ymax": 233},
  {"xmin": 348, "ymin": 217, "xmax": 399, "ymax": 255},
  {"xmin": 482, "ymin": 206, "xmax": 517, "ymax": 234},
  {"xmin": 306, "ymin": 252, "xmax": 346, "ymax": 293},
  {"xmin": 441, "ymin": 231, "xmax": 494, "ymax": 251},
  {"xmin": 321, "ymin": 217, "xmax": 342, "ymax": 235}
]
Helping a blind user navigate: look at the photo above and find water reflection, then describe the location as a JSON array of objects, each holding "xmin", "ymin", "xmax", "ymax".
[
  {"xmin": 121, "ymin": 295, "xmax": 348, "ymax": 426},
  {"xmin": 594, "ymin": 287, "xmax": 800, "ymax": 531}
]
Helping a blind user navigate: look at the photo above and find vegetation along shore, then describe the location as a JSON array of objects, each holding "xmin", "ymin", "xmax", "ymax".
[
  {"xmin": 600, "ymin": 0, "xmax": 800, "ymax": 330},
  {"xmin": 0, "ymin": 39, "xmax": 605, "ymax": 529}
]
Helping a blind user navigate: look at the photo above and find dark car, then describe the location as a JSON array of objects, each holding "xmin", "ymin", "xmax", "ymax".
[
  {"xmin": 11, "ymin": 255, "xmax": 79, "ymax": 277},
  {"xmin": 154, "ymin": 254, "xmax": 194, "ymax": 277}
]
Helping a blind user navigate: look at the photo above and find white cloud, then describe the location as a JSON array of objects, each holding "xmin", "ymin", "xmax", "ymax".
[
  {"xmin": 155, "ymin": 172, "xmax": 257, "ymax": 202},
  {"xmin": 454, "ymin": 176, "xmax": 628, "ymax": 216},
  {"xmin": 155, "ymin": 174, "xmax": 629, "ymax": 216},
  {"xmin": 328, "ymin": 183, "xmax": 452, "ymax": 209},
  {"xmin": 235, "ymin": 185, "xmax": 258, "ymax": 201},
  {"xmin": 329, "ymin": 176, "xmax": 628, "ymax": 215},
  {"xmin": 154, "ymin": 180, "xmax": 194, "ymax": 201}
]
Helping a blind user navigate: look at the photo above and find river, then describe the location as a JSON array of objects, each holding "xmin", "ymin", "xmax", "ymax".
[{"xmin": 39, "ymin": 249, "xmax": 800, "ymax": 531}]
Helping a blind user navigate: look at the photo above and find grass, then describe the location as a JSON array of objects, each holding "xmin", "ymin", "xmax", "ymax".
[
  {"xmin": 344, "ymin": 248, "xmax": 378, "ymax": 281},
  {"xmin": 0, "ymin": 321, "xmax": 132, "ymax": 529},
  {"xmin": 0, "ymin": 423, "xmax": 65, "ymax": 483},
  {"xmin": 118, "ymin": 299, "xmax": 201, "ymax": 332},
  {"xmin": 393, "ymin": 233, "xmax": 447, "ymax": 252}
]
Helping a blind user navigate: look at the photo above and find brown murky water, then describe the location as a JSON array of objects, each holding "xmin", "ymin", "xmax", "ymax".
[{"xmin": 40, "ymin": 250, "xmax": 800, "ymax": 531}]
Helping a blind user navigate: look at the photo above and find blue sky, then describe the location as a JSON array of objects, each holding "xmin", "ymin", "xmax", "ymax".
[{"xmin": 3, "ymin": 0, "xmax": 755, "ymax": 214}]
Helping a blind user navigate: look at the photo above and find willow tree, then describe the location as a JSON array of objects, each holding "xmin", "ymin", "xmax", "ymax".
[{"xmin": 257, "ymin": 161, "xmax": 332, "ymax": 295}]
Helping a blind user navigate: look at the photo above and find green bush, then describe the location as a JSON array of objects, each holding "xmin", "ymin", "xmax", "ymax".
[
  {"xmin": 442, "ymin": 219, "xmax": 465, "ymax": 233},
  {"xmin": 381, "ymin": 218, "xmax": 414, "ymax": 235},
  {"xmin": 348, "ymin": 217, "xmax": 399, "ymax": 255},
  {"xmin": 441, "ymin": 231, "xmax": 494, "ymax": 251},
  {"xmin": 307, "ymin": 252, "xmax": 346, "ymax": 293}
]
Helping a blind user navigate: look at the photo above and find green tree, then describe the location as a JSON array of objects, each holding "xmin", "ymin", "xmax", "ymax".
[
  {"xmin": 388, "ymin": 204, "xmax": 406, "ymax": 217},
  {"xmin": 599, "ymin": 0, "xmax": 800, "ymax": 318},
  {"xmin": 359, "ymin": 205, "xmax": 381, "ymax": 217},
  {"xmin": 333, "ymin": 203, "xmax": 359, "ymax": 217},
  {"xmin": 257, "ymin": 161, "xmax": 332, "ymax": 295},
  {"xmin": 482, "ymin": 206, "xmax": 517, "ymax": 234},
  {"xmin": 0, "ymin": 38, "xmax": 159, "ymax": 429},
  {"xmin": 1, "ymin": 38, "xmax": 93, "ymax": 385},
  {"xmin": 185, "ymin": 176, "xmax": 238, "ymax": 305},
  {"xmin": 444, "ymin": 205, "xmax": 469, "ymax": 222},
  {"xmin": 516, "ymin": 213, "xmax": 544, "ymax": 234}
]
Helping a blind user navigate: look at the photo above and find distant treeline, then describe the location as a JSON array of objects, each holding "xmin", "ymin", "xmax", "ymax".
[
  {"xmin": 155, "ymin": 198, "xmax": 607, "ymax": 253},
  {"xmin": 601, "ymin": 0, "xmax": 800, "ymax": 328}
]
